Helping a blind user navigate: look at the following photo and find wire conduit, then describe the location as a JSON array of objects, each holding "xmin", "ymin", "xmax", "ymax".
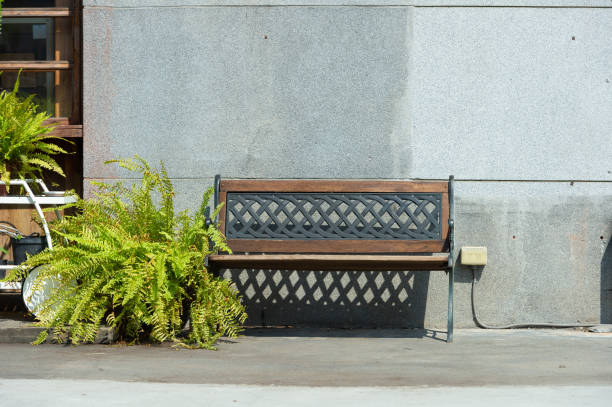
[{"xmin": 470, "ymin": 267, "xmax": 598, "ymax": 329}]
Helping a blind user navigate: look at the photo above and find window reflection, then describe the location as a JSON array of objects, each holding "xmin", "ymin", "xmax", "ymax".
[
  {"xmin": 0, "ymin": 18, "xmax": 54, "ymax": 60},
  {"xmin": 0, "ymin": 18, "xmax": 55, "ymax": 115},
  {"xmin": 0, "ymin": 71, "xmax": 54, "ymax": 115}
]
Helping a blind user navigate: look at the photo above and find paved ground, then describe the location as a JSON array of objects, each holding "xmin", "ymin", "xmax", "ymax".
[
  {"xmin": 1, "ymin": 381, "xmax": 610, "ymax": 407},
  {"xmin": 0, "ymin": 324, "xmax": 610, "ymax": 406},
  {"xmin": 0, "ymin": 303, "xmax": 611, "ymax": 406},
  {"xmin": 0, "ymin": 327, "xmax": 611, "ymax": 387}
]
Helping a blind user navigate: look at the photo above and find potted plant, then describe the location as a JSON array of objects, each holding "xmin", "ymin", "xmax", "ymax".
[
  {"xmin": 3, "ymin": 156, "xmax": 247, "ymax": 349},
  {"xmin": 0, "ymin": 73, "xmax": 71, "ymax": 194}
]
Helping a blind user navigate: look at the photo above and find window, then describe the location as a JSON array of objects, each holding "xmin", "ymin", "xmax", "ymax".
[{"xmin": 1, "ymin": 17, "xmax": 56, "ymax": 114}]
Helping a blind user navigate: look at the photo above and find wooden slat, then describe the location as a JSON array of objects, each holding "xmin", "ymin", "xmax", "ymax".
[
  {"xmin": 1, "ymin": 8, "xmax": 72, "ymax": 17},
  {"xmin": 441, "ymin": 192, "xmax": 449, "ymax": 242},
  {"xmin": 209, "ymin": 253, "xmax": 450, "ymax": 271},
  {"xmin": 22, "ymin": 118, "xmax": 81, "ymax": 137},
  {"xmin": 225, "ymin": 239, "xmax": 447, "ymax": 254},
  {"xmin": 43, "ymin": 117, "xmax": 70, "ymax": 126},
  {"xmin": 0, "ymin": 61, "xmax": 71, "ymax": 71},
  {"xmin": 219, "ymin": 179, "xmax": 448, "ymax": 193},
  {"xmin": 71, "ymin": 0, "xmax": 82, "ymax": 123},
  {"xmin": 48, "ymin": 124, "xmax": 83, "ymax": 138}
]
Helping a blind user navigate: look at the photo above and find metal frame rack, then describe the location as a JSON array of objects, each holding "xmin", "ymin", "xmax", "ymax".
[{"xmin": 0, "ymin": 179, "xmax": 76, "ymax": 291}]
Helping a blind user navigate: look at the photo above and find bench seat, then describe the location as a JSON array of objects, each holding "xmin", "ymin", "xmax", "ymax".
[{"xmin": 209, "ymin": 253, "xmax": 450, "ymax": 271}]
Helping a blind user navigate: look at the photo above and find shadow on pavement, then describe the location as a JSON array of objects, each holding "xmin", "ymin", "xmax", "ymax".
[{"xmin": 241, "ymin": 326, "xmax": 447, "ymax": 342}]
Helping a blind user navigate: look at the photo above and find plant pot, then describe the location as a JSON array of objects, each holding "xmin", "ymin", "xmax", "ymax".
[{"xmin": 11, "ymin": 234, "xmax": 47, "ymax": 265}]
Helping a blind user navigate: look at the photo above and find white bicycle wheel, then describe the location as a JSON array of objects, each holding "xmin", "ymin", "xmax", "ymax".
[{"xmin": 21, "ymin": 265, "xmax": 60, "ymax": 316}]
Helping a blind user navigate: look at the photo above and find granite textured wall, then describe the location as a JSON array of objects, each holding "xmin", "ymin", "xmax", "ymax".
[{"xmin": 83, "ymin": 1, "xmax": 612, "ymax": 328}]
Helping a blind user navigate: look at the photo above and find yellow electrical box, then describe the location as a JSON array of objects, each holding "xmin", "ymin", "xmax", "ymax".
[{"xmin": 460, "ymin": 247, "xmax": 487, "ymax": 266}]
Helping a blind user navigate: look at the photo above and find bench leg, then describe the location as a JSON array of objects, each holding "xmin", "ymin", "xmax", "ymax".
[{"xmin": 447, "ymin": 266, "xmax": 454, "ymax": 343}]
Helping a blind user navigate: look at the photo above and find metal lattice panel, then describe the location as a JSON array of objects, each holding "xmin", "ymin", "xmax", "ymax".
[{"xmin": 226, "ymin": 193, "xmax": 442, "ymax": 240}]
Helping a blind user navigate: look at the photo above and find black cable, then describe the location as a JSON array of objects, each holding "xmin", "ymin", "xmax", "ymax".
[{"xmin": 470, "ymin": 267, "xmax": 597, "ymax": 329}]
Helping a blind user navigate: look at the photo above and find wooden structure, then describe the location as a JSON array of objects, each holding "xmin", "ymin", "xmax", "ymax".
[{"xmin": 1, "ymin": 1, "xmax": 83, "ymax": 262}]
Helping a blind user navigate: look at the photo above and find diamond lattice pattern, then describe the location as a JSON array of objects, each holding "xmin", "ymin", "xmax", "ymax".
[{"xmin": 226, "ymin": 193, "xmax": 441, "ymax": 240}]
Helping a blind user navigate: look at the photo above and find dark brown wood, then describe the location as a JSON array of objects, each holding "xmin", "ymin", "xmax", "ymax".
[
  {"xmin": 57, "ymin": 138, "xmax": 83, "ymax": 196},
  {"xmin": 225, "ymin": 239, "xmax": 447, "ymax": 254},
  {"xmin": 1, "ymin": 8, "xmax": 72, "ymax": 17},
  {"xmin": 48, "ymin": 124, "xmax": 83, "ymax": 138},
  {"xmin": 43, "ymin": 118, "xmax": 82, "ymax": 137},
  {"xmin": 0, "ymin": 61, "xmax": 71, "ymax": 71},
  {"xmin": 55, "ymin": 0, "xmax": 73, "ymax": 118},
  {"xmin": 71, "ymin": 0, "xmax": 82, "ymax": 124},
  {"xmin": 219, "ymin": 179, "xmax": 448, "ymax": 194},
  {"xmin": 209, "ymin": 254, "xmax": 450, "ymax": 271},
  {"xmin": 43, "ymin": 117, "xmax": 70, "ymax": 126}
]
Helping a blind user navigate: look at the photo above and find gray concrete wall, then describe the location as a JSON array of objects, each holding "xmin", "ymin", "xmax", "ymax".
[{"xmin": 82, "ymin": 1, "xmax": 612, "ymax": 328}]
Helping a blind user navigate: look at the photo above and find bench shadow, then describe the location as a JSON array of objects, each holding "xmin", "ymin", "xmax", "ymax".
[
  {"xmin": 221, "ymin": 268, "xmax": 433, "ymax": 336},
  {"xmin": 240, "ymin": 327, "xmax": 447, "ymax": 342}
]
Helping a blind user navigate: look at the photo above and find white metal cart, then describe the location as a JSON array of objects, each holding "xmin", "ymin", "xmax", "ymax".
[{"xmin": 0, "ymin": 179, "xmax": 76, "ymax": 298}]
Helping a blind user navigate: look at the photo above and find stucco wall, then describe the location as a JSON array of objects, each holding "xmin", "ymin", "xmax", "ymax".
[{"xmin": 83, "ymin": 1, "xmax": 612, "ymax": 328}]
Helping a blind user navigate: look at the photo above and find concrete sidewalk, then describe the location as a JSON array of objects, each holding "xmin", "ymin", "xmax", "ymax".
[
  {"xmin": 0, "ymin": 326, "xmax": 610, "ymax": 387},
  {"xmin": 1, "ymin": 381, "xmax": 610, "ymax": 407},
  {"xmin": 0, "ymin": 310, "xmax": 611, "ymax": 406}
]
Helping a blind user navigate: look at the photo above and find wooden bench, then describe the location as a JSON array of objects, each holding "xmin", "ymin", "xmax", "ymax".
[{"xmin": 207, "ymin": 176, "xmax": 456, "ymax": 342}]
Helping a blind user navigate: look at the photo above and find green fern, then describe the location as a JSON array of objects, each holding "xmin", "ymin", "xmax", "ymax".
[
  {"xmin": 0, "ymin": 71, "xmax": 71, "ymax": 191},
  {"xmin": 3, "ymin": 156, "xmax": 246, "ymax": 348}
]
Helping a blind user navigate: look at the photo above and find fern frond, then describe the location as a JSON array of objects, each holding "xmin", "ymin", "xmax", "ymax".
[{"xmin": 27, "ymin": 155, "xmax": 65, "ymax": 176}]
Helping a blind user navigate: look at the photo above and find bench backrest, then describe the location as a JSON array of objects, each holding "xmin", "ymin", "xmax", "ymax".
[{"xmin": 214, "ymin": 177, "xmax": 453, "ymax": 254}]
